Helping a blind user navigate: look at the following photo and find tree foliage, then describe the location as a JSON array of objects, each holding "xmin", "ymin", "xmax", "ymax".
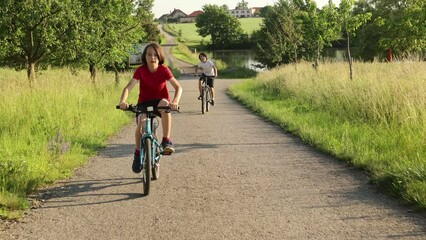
[
  {"xmin": 70, "ymin": 0, "xmax": 146, "ymax": 83},
  {"xmin": 253, "ymin": 0, "xmax": 303, "ymax": 68},
  {"xmin": 353, "ymin": 0, "xmax": 426, "ymax": 60},
  {"xmin": 0, "ymin": 0, "xmax": 79, "ymax": 85},
  {"xmin": 0, "ymin": 0, "xmax": 157, "ymax": 85},
  {"xmin": 195, "ymin": 4, "xmax": 245, "ymax": 49},
  {"xmin": 294, "ymin": 0, "xmax": 340, "ymax": 68}
]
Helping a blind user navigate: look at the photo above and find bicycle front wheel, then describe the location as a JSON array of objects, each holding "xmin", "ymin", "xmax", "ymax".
[
  {"xmin": 142, "ymin": 138, "xmax": 152, "ymax": 196},
  {"xmin": 201, "ymin": 87, "xmax": 206, "ymax": 114},
  {"xmin": 205, "ymin": 88, "xmax": 210, "ymax": 112}
]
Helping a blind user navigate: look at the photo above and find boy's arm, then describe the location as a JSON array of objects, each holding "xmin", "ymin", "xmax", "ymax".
[
  {"xmin": 194, "ymin": 65, "xmax": 199, "ymax": 75},
  {"xmin": 168, "ymin": 77, "xmax": 183, "ymax": 110},
  {"xmin": 119, "ymin": 78, "xmax": 137, "ymax": 109}
]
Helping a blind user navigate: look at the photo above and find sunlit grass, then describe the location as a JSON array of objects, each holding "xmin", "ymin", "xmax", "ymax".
[
  {"xmin": 0, "ymin": 68, "xmax": 135, "ymax": 218},
  {"xmin": 229, "ymin": 61, "xmax": 426, "ymax": 209}
]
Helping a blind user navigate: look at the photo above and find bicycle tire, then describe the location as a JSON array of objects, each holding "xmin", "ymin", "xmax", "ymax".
[
  {"xmin": 201, "ymin": 86, "xmax": 206, "ymax": 114},
  {"xmin": 142, "ymin": 138, "xmax": 152, "ymax": 195},
  {"xmin": 205, "ymin": 88, "xmax": 210, "ymax": 112}
]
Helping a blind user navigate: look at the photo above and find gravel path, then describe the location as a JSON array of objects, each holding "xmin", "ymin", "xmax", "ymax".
[{"xmin": 1, "ymin": 27, "xmax": 425, "ymax": 240}]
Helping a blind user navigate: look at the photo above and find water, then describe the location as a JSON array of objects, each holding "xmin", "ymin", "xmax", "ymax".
[
  {"xmin": 203, "ymin": 48, "xmax": 346, "ymax": 72},
  {"xmin": 203, "ymin": 49, "xmax": 264, "ymax": 72}
]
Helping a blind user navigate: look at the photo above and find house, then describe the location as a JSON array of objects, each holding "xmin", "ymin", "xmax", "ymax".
[
  {"xmin": 179, "ymin": 10, "xmax": 204, "ymax": 23},
  {"xmin": 229, "ymin": 8, "xmax": 255, "ymax": 18},
  {"xmin": 157, "ymin": 8, "xmax": 187, "ymax": 23},
  {"xmin": 251, "ymin": 7, "xmax": 263, "ymax": 16},
  {"xmin": 168, "ymin": 9, "xmax": 187, "ymax": 20},
  {"xmin": 158, "ymin": 14, "xmax": 169, "ymax": 23}
]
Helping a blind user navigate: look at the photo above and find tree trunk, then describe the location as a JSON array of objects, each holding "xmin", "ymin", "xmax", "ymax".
[
  {"xmin": 27, "ymin": 62, "xmax": 36, "ymax": 88},
  {"xmin": 89, "ymin": 64, "xmax": 96, "ymax": 83},
  {"xmin": 346, "ymin": 33, "xmax": 353, "ymax": 80},
  {"xmin": 111, "ymin": 63, "xmax": 120, "ymax": 86},
  {"xmin": 314, "ymin": 44, "xmax": 320, "ymax": 70}
]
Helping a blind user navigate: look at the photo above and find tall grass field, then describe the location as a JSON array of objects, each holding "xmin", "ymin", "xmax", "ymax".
[
  {"xmin": 229, "ymin": 61, "xmax": 426, "ymax": 209},
  {"xmin": 0, "ymin": 68, "xmax": 135, "ymax": 219}
]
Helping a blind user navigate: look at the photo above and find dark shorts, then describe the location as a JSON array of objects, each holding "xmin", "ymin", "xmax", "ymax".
[
  {"xmin": 135, "ymin": 99, "xmax": 162, "ymax": 123},
  {"xmin": 199, "ymin": 74, "xmax": 214, "ymax": 88}
]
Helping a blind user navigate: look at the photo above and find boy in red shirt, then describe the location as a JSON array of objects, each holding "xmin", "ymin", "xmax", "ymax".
[{"xmin": 119, "ymin": 43, "xmax": 183, "ymax": 173}]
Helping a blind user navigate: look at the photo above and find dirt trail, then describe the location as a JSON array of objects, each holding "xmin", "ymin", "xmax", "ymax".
[{"xmin": 1, "ymin": 27, "xmax": 425, "ymax": 240}]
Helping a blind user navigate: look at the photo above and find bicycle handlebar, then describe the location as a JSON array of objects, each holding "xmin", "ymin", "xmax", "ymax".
[{"xmin": 116, "ymin": 104, "xmax": 180, "ymax": 113}]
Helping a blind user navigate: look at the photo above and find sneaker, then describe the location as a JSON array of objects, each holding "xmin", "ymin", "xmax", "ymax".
[
  {"xmin": 132, "ymin": 152, "xmax": 142, "ymax": 173},
  {"xmin": 161, "ymin": 140, "xmax": 175, "ymax": 155},
  {"xmin": 211, "ymin": 100, "xmax": 215, "ymax": 106},
  {"xmin": 197, "ymin": 95, "xmax": 202, "ymax": 100}
]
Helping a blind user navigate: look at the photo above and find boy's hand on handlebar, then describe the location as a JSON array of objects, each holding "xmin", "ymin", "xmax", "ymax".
[
  {"xmin": 119, "ymin": 102, "xmax": 128, "ymax": 110},
  {"xmin": 169, "ymin": 102, "xmax": 179, "ymax": 111}
]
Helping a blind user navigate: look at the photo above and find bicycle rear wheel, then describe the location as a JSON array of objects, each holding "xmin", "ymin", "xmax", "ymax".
[
  {"xmin": 201, "ymin": 86, "xmax": 206, "ymax": 114},
  {"xmin": 142, "ymin": 138, "xmax": 152, "ymax": 195}
]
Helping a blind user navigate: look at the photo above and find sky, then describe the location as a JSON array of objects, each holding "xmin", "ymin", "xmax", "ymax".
[{"xmin": 152, "ymin": 0, "xmax": 339, "ymax": 18}]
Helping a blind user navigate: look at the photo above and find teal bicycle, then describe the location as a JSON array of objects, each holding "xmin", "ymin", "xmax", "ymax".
[{"xmin": 116, "ymin": 104, "xmax": 177, "ymax": 195}]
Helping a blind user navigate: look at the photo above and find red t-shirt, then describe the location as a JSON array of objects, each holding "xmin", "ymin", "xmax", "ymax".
[{"xmin": 132, "ymin": 64, "xmax": 174, "ymax": 103}]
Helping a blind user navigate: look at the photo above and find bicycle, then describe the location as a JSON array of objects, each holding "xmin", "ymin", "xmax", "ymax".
[
  {"xmin": 197, "ymin": 74, "xmax": 214, "ymax": 114},
  {"xmin": 116, "ymin": 104, "xmax": 178, "ymax": 196}
]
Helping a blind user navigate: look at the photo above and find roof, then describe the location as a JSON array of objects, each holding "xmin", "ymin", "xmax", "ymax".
[
  {"xmin": 169, "ymin": 9, "xmax": 187, "ymax": 17},
  {"xmin": 188, "ymin": 10, "xmax": 204, "ymax": 17}
]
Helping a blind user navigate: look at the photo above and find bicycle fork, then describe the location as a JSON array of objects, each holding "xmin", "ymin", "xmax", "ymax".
[{"xmin": 140, "ymin": 120, "xmax": 161, "ymax": 170}]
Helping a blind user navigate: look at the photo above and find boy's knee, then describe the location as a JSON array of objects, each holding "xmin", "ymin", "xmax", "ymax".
[{"xmin": 158, "ymin": 99, "xmax": 169, "ymax": 107}]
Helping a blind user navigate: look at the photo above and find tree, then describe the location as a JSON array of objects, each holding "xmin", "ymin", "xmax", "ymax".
[
  {"xmin": 0, "ymin": 0, "xmax": 157, "ymax": 85},
  {"xmin": 195, "ymin": 4, "xmax": 245, "ymax": 49},
  {"xmin": 372, "ymin": 0, "xmax": 425, "ymax": 59},
  {"xmin": 135, "ymin": 0, "xmax": 159, "ymax": 43},
  {"xmin": 350, "ymin": 0, "xmax": 382, "ymax": 61},
  {"xmin": 0, "ymin": 0, "xmax": 79, "ymax": 86},
  {"xmin": 294, "ymin": 0, "xmax": 340, "ymax": 69},
  {"xmin": 259, "ymin": 6, "xmax": 273, "ymax": 17},
  {"xmin": 338, "ymin": 0, "xmax": 371, "ymax": 80},
  {"xmin": 253, "ymin": 0, "xmax": 303, "ymax": 68},
  {"xmin": 69, "ymin": 0, "xmax": 151, "ymax": 83},
  {"xmin": 236, "ymin": 0, "xmax": 249, "ymax": 10}
]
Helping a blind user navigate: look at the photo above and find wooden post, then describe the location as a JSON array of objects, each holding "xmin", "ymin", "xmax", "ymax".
[{"xmin": 386, "ymin": 48, "xmax": 392, "ymax": 62}]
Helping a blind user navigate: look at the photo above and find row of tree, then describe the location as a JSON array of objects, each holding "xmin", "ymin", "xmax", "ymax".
[
  {"xmin": 0, "ymin": 0, "xmax": 159, "ymax": 85},
  {"xmin": 195, "ymin": 0, "xmax": 425, "ymax": 76}
]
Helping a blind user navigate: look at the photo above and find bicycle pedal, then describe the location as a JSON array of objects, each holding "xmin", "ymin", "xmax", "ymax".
[{"xmin": 162, "ymin": 151, "xmax": 172, "ymax": 156}]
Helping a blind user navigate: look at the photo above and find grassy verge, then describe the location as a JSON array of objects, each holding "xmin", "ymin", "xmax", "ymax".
[
  {"xmin": 0, "ymin": 68, "xmax": 136, "ymax": 219},
  {"xmin": 228, "ymin": 61, "xmax": 426, "ymax": 210}
]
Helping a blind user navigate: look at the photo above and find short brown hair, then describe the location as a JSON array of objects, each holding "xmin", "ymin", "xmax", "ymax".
[
  {"xmin": 142, "ymin": 42, "xmax": 165, "ymax": 65},
  {"xmin": 199, "ymin": 52, "xmax": 208, "ymax": 61}
]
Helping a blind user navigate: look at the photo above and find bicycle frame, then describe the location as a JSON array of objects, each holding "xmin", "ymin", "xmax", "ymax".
[
  {"xmin": 116, "ymin": 104, "xmax": 175, "ymax": 195},
  {"xmin": 200, "ymin": 75, "xmax": 212, "ymax": 114},
  {"xmin": 140, "ymin": 107, "xmax": 162, "ymax": 174}
]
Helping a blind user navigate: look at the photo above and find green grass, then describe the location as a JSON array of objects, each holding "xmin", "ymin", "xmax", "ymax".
[
  {"xmin": 164, "ymin": 18, "xmax": 263, "ymax": 46},
  {"xmin": 0, "ymin": 68, "xmax": 136, "ymax": 219},
  {"xmin": 228, "ymin": 61, "xmax": 426, "ymax": 210}
]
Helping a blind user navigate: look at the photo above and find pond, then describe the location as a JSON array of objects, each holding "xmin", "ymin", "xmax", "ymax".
[
  {"xmin": 202, "ymin": 48, "xmax": 347, "ymax": 72},
  {"xmin": 203, "ymin": 49, "xmax": 264, "ymax": 72}
]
